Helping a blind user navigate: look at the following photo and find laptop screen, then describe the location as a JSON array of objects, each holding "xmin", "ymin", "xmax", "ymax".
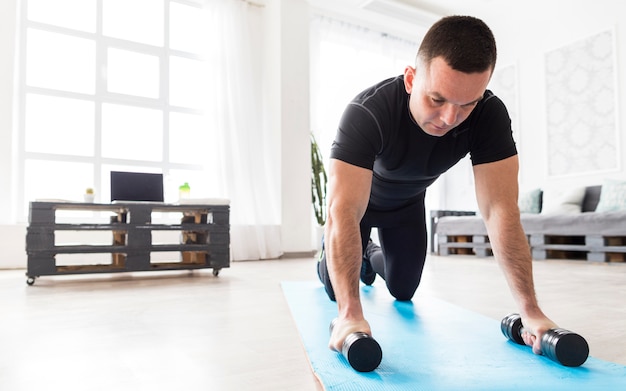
[{"xmin": 110, "ymin": 171, "xmax": 164, "ymax": 202}]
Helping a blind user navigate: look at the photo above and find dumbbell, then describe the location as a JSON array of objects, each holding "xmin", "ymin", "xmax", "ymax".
[
  {"xmin": 329, "ymin": 318, "xmax": 383, "ymax": 372},
  {"xmin": 501, "ymin": 313, "xmax": 589, "ymax": 367}
]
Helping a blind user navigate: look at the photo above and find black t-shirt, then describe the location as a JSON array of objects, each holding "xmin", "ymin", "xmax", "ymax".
[{"xmin": 330, "ymin": 75, "xmax": 517, "ymax": 211}]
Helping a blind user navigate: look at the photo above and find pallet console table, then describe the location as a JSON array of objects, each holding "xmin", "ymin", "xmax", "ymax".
[{"xmin": 25, "ymin": 201, "xmax": 230, "ymax": 285}]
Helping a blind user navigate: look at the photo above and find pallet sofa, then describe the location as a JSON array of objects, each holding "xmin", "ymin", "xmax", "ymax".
[{"xmin": 434, "ymin": 181, "xmax": 626, "ymax": 262}]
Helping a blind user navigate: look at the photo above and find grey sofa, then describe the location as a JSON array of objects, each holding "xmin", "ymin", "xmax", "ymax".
[{"xmin": 434, "ymin": 185, "xmax": 626, "ymax": 262}]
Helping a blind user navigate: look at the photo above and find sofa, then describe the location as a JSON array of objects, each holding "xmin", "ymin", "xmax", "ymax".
[{"xmin": 433, "ymin": 180, "xmax": 626, "ymax": 262}]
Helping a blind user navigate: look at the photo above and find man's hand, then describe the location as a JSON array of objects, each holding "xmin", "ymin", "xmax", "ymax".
[
  {"xmin": 329, "ymin": 317, "xmax": 372, "ymax": 352},
  {"xmin": 520, "ymin": 314, "xmax": 558, "ymax": 355}
]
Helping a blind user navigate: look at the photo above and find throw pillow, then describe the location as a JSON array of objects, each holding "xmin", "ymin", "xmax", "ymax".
[
  {"xmin": 595, "ymin": 179, "xmax": 626, "ymax": 212},
  {"xmin": 541, "ymin": 186, "xmax": 586, "ymax": 215},
  {"xmin": 518, "ymin": 188, "xmax": 542, "ymax": 214}
]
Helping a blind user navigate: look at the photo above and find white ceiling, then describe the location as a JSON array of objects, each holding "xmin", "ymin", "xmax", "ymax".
[
  {"xmin": 307, "ymin": 0, "xmax": 494, "ymax": 40},
  {"xmin": 309, "ymin": 0, "xmax": 474, "ymax": 16}
]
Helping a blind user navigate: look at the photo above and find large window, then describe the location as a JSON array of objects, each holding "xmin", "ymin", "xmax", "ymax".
[{"xmin": 17, "ymin": 0, "xmax": 215, "ymax": 219}]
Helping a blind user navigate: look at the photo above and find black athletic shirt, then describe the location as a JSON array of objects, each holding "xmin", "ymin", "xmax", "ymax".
[{"xmin": 330, "ymin": 75, "xmax": 517, "ymax": 211}]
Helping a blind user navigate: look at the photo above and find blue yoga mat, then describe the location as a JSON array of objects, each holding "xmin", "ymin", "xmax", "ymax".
[{"xmin": 282, "ymin": 281, "xmax": 626, "ymax": 391}]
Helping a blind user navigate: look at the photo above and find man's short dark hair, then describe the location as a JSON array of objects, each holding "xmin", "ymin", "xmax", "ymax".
[{"xmin": 417, "ymin": 15, "xmax": 497, "ymax": 74}]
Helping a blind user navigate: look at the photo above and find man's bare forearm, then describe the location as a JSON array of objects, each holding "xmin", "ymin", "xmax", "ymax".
[
  {"xmin": 324, "ymin": 159, "xmax": 373, "ymax": 330},
  {"xmin": 325, "ymin": 217, "xmax": 365, "ymax": 319},
  {"xmin": 486, "ymin": 214, "xmax": 544, "ymax": 317}
]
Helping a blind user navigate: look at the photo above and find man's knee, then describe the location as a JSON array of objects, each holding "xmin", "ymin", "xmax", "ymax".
[
  {"xmin": 386, "ymin": 277, "xmax": 421, "ymax": 301},
  {"xmin": 388, "ymin": 286, "xmax": 416, "ymax": 301}
]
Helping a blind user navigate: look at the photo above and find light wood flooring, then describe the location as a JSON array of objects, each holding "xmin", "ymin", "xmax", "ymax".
[{"xmin": 2, "ymin": 255, "xmax": 625, "ymax": 390}]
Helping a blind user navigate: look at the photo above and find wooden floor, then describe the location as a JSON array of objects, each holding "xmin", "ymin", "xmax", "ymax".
[{"xmin": 2, "ymin": 255, "xmax": 625, "ymax": 390}]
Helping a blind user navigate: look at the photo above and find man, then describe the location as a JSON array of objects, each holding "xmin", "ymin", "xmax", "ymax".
[{"xmin": 317, "ymin": 15, "xmax": 558, "ymax": 360}]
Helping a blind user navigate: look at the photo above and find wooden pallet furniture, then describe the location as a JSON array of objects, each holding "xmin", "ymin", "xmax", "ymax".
[
  {"xmin": 25, "ymin": 201, "xmax": 230, "ymax": 285},
  {"xmin": 433, "ymin": 185, "xmax": 626, "ymax": 262},
  {"xmin": 430, "ymin": 209, "xmax": 477, "ymax": 254}
]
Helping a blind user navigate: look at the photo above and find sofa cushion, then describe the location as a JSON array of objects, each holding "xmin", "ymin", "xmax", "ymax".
[
  {"xmin": 436, "ymin": 215, "xmax": 488, "ymax": 236},
  {"xmin": 436, "ymin": 210, "xmax": 626, "ymax": 239},
  {"xmin": 541, "ymin": 186, "xmax": 586, "ymax": 215},
  {"xmin": 595, "ymin": 179, "xmax": 626, "ymax": 212},
  {"xmin": 521, "ymin": 211, "xmax": 626, "ymax": 236},
  {"xmin": 582, "ymin": 185, "xmax": 602, "ymax": 212},
  {"xmin": 518, "ymin": 188, "xmax": 542, "ymax": 214}
]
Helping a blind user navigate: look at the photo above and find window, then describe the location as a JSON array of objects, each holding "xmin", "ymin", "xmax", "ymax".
[{"xmin": 17, "ymin": 0, "xmax": 212, "ymax": 219}]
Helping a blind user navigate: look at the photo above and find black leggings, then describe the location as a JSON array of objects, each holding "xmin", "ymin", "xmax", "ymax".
[{"xmin": 319, "ymin": 195, "xmax": 428, "ymax": 301}]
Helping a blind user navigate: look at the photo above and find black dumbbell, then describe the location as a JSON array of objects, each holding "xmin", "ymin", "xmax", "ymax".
[
  {"xmin": 501, "ymin": 313, "xmax": 589, "ymax": 367},
  {"xmin": 329, "ymin": 318, "xmax": 382, "ymax": 372}
]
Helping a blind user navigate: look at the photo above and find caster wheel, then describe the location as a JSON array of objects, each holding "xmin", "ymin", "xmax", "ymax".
[
  {"xmin": 26, "ymin": 277, "xmax": 36, "ymax": 286},
  {"xmin": 212, "ymin": 269, "xmax": 220, "ymax": 277}
]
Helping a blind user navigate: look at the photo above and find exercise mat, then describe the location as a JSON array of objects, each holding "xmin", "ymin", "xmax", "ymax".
[{"xmin": 281, "ymin": 281, "xmax": 626, "ymax": 391}]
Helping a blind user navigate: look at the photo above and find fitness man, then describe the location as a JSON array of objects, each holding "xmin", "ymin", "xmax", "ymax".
[{"xmin": 318, "ymin": 15, "xmax": 558, "ymax": 360}]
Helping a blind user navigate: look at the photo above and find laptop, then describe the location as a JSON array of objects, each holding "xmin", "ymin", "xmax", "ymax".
[{"xmin": 110, "ymin": 171, "xmax": 164, "ymax": 202}]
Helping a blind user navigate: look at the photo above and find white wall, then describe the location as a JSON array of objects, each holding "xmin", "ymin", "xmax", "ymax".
[
  {"xmin": 440, "ymin": 1, "xmax": 626, "ymax": 210},
  {"xmin": 270, "ymin": 0, "xmax": 313, "ymax": 254},
  {"xmin": 0, "ymin": 225, "xmax": 26, "ymax": 269},
  {"xmin": 0, "ymin": 0, "xmax": 18, "ymax": 225}
]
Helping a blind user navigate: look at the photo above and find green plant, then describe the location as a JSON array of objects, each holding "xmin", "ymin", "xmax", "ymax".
[{"xmin": 311, "ymin": 132, "xmax": 327, "ymax": 226}]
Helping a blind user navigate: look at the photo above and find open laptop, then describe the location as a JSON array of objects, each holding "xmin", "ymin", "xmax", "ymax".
[{"xmin": 110, "ymin": 171, "xmax": 164, "ymax": 202}]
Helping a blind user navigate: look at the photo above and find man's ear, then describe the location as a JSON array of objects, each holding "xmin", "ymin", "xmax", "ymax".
[{"xmin": 403, "ymin": 66, "xmax": 415, "ymax": 94}]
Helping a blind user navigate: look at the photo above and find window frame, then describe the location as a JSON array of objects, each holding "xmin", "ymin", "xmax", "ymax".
[{"xmin": 16, "ymin": 0, "xmax": 206, "ymax": 221}]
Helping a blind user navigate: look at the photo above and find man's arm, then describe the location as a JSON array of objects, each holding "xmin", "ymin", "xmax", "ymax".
[
  {"xmin": 325, "ymin": 158, "xmax": 374, "ymax": 351},
  {"xmin": 473, "ymin": 155, "xmax": 557, "ymax": 354}
]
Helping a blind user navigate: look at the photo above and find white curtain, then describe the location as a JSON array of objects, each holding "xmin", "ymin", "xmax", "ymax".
[{"xmin": 204, "ymin": 0, "xmax": 282, "ymax": 261}]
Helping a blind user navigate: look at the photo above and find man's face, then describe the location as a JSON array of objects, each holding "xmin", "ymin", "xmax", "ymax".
[{"xmin": 404, "ymin": 56, "xmax": 492, "ymax": 137}]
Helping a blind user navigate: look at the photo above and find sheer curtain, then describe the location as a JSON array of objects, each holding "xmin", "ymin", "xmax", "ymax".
[{"xmin": 204, "ymin": 0, "xmax": 281, "ymax": 260}]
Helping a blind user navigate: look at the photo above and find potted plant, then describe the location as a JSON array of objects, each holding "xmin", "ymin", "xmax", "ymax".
[{"xmin": 311, "ymin": 132, "xmax": 327, "ymax": 227}]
